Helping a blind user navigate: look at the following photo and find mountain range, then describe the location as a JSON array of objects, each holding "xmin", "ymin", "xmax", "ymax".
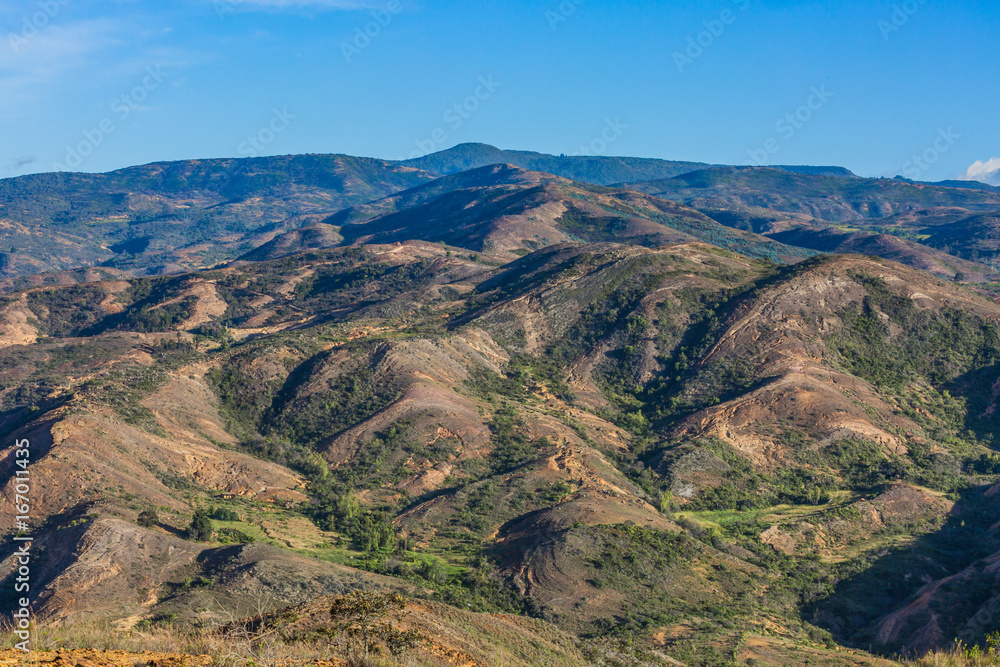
[{"xmin": 1, "ymin": 144, "xmax": 999, "ymax": 666}]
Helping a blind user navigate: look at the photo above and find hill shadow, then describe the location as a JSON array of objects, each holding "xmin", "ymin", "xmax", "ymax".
[
  {"xmin": 807, "ymin": 480, "xmax": 1000, "ymax": 657},
  {"xmin": 951, "ymin": 363, "xmax": 1000, "ymax": 446}
]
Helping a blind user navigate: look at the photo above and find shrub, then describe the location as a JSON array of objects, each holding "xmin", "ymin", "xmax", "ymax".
[
  {"xmin": 137, "ymin": 509, "xmax": 159, "ymax": 528},
  {"xmin": 217, "ymin": 527, "xmax": 255, "ymax": 544},
  {"xmin": 209, "ymin": 506, "xmax": 240, "ymax": 522},
  {"xmin": 186, "ymin": 510, "xmax": 213, "ymax": 542},
  {"xmin": 328, "ymin": 591, "xmax": 424, "ymax": 656}
]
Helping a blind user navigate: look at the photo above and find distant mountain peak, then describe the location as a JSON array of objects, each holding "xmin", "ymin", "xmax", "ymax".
[
  {"xmin": 400, "ymin": 144, "xmax": 712, "ymax": 185},
  {"xmin": 768, "ymin": 164, "xmax": 857, "ymax": 177},
  {"xmin": 402, "ymin": 144, "xmax": 861, "ymax": 185},
  {"xmin": 448, "ymin": 141, "xmax": 504, "ymax": 152}
]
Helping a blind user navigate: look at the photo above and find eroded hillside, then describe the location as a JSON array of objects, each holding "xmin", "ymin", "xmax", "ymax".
[{"xmin": 0, "ymin": 233, "xmax": 997, "ymax": 665}]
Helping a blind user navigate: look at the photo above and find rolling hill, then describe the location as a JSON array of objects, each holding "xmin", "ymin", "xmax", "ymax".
[
  {"xmin": 766, "ymin": 227, "xmax": 999, "ymax": 282},
  {"xmin": 399, "ymin": 142, "xmax": 714, "ymax": 185},
  {"xmin": 0, "ymin": 154, "xmax": 436, "ymax": 280},
  {"xmin": 398, "ymin": 142, "xmax": 856, "ymax": 185},
  {"xmin": 1, "ymin": 232, "xmax": 998, "ymax": 664},
  {"xmin": 327, "ymin": 164, "xmax": 810, "ymax": 263},
  {"xmin": 1, "ymin": 148, "xmax": 1000, "ymax": 665},
  {"xmin": 628, "ymin": 167, "xmax": 1000, "ymax": 224}
]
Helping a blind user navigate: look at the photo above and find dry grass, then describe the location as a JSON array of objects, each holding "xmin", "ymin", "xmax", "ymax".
[
  {"xmin": 22, "ymin": 617, "xmax": 1000, "ymax": 666},
  {"xmin": 0, "ymin": 618, "xmax": 647, "ymax": 666},
  {"xmin": 0, "ymin": 587, "xmax": 607, "ymax": 667},
  {"xmin": 0, "ymin": 617, "xmax": 600, "ymax": 666},
  {"xmin": 901, "ymin": 643, "xmax": 1000, "ymax": 667},
  {"xmin": 0, "ymin": 619, "xmax": 408, "ymax": 667}
]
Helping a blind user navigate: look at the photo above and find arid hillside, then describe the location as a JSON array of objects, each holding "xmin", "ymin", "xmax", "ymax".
[
  {"xmin": 0, "ymin": 228, "xmax": 997, "ymax": 665},
  {"xmin": 1, "ymin": 149, "xmax": 1000, "ymax": 666}
]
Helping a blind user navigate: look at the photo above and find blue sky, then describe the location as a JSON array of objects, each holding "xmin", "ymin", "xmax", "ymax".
[{"xmin": 2, "ymin": 0, "xmax": 998, "ymax": 184}]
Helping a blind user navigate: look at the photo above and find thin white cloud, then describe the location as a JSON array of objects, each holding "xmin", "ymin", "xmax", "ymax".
[
  {"xmin": 0, "ymin": 17, "xmax": 198, "ymax": 125},
  {"xmin": 960, "ymin": 157, "xmax": 1000, "ymax": 186},
  {"xmin": 0, "ymin": 19, "xmax": 124, "ymax": 113},
  {"xmin": 0, "ymin": 19, "xmax": 120, "ymax": 70}
]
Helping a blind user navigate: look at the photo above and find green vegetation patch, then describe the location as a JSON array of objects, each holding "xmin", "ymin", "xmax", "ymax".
[
  {"xmin": 826, "ymin": 272, "xmax": 1000, "ymax": 393},
  {"xmin": 26, "ymin": 285, "xmax": 108, "ymax": 337}
]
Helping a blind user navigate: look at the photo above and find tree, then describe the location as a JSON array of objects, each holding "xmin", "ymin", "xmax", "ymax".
[
  {"xmin": 954, "ymin": 271, "xmax": 966, "ymax": 283},
  {"xmin": 418, "ymin": 558, "xmax": 447, "ymax": 584},
  {"xmin": 338, "ymin": 492, "xmax": 361, "ymax": 519},
  {"xmin": 187, "ymin": 509, "xmax": 213, "ymax": 541},
  {"xmin": 209, "ymin": 506, "xmax": 240, "ymax": 522},
  {"xmin": 358, "ymin": 513, "xmax": 395, "ymax": 553},
  {"xmin": 137, "ymin": 509, "xmax": 159, "ymax": 528},
  {"xmin": 659, "ymin": 491, "xmax": 675, "ymax": 514},
  {"xmin": 328, "ymin": 591, "xmax": 423, "ymax": 656}
]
